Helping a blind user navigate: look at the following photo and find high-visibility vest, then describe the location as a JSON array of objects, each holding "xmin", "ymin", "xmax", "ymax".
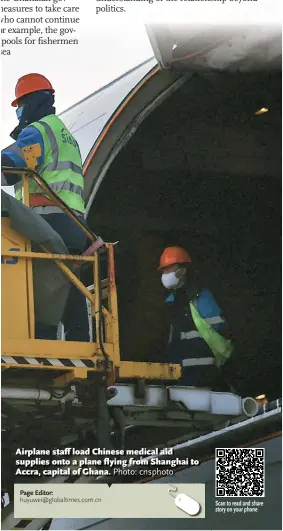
[
  {"xmin": 189, "ymin": 300, "xmax": 233, "ymax": 368},
  {"xmin": 15, "ymin": 115, "xmax": 85, "ymax": 214}
]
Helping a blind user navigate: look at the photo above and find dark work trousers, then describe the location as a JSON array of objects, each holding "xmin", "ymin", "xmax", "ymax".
[{"xmin": 35, "ymin": 212, "xmax": 90, "ymax": 342}]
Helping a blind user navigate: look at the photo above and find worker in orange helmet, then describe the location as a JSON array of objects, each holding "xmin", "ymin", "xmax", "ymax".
[
  {"xmin": 1, "ymin": 73, "xmax": 89, "ymax": 342},
  {"xmin": 158, "ymin": 246, "xmax": 234, "ymax": 391}
]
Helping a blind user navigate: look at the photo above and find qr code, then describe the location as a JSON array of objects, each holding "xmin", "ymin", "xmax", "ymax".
[{"xmin": 215, "ymin": 448, "xmax": 265, "ymax": 497}]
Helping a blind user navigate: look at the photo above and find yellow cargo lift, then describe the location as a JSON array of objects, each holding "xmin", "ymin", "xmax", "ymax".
[{"xmin": 1, "ymin": 162, "xmax": 181, "ymax": 447}]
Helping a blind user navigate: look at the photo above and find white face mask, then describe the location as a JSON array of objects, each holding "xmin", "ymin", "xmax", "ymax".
[{"xmin": 161, "ymin": 268, "xmax": 186, "ymax": 290}]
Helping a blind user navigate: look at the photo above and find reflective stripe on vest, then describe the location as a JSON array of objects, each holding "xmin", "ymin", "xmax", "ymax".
[
  {"xmin": 15, "ymin": 179, "xmax": 83, "ymax": 196},
  {"xmin": 180, "ymin": 331, "xmax": 201, "ymax": 340},
  {"xmin": 182, "ymin": 357, "xmax": 215, "ymax": 367},
  {"xmin": 44, "ymin": 161, "xmax": 82, "ymax": 174},
  {"xmin": 206, "ymin": 316, "xmax": 225, "ymax": 325},
  {"xmin": 180, "ymin": 316, "xmax": 225, "ymax": 340},
  {"xmin": 15, "ymin": 115, "xmax": 85, "ymax": 214},
  {"xmin": 189, "ymin": 301, "xmax": 233, "ymax": 368}
]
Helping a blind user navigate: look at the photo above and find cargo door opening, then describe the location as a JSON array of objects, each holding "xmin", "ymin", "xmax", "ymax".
[{"xmin": 87, "ymin": 69, "xmax": 281, "ymax": 399}]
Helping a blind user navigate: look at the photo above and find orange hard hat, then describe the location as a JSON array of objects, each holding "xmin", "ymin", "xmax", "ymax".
[
  {"xmin": 11, "ymin": 73, "xmax": 55, "ymax": 107},
  {"xmin": 158, "ymin": 246, "xmax": 192, "ymax": 270}
]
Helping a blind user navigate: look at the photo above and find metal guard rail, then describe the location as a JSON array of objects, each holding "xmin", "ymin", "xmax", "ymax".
[{"xmin": 1, "ymin": 167, "xmax": 114, "ymax": 370}]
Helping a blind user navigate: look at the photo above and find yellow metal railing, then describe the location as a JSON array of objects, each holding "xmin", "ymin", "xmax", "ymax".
[{"xmin": 1, "ymin": 165, "xmax": 181, "ymax": 384}]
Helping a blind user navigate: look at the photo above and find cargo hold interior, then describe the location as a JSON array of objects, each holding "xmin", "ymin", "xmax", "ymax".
[{"xmin": 87, "ymin": 69, "xmax": 281, "ymax": 399}]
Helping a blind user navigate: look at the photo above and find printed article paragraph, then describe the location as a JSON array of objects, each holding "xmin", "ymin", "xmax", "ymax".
[
  {"xmin": 1, "ymin": 0, "xmax": 263, "ymax": 56},
  {"xmin": 1, "ymin": 0, "xmax": 80, "ymax": 55}
]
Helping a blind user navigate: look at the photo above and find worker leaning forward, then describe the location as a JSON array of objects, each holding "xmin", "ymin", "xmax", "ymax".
[
  {"xmin": 158, "ymin": 246, "xmax": 234, "ymax": 391},
  {"xmin": 1, "ymin": 73, "xmax": 89, "ymax": 342}
]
